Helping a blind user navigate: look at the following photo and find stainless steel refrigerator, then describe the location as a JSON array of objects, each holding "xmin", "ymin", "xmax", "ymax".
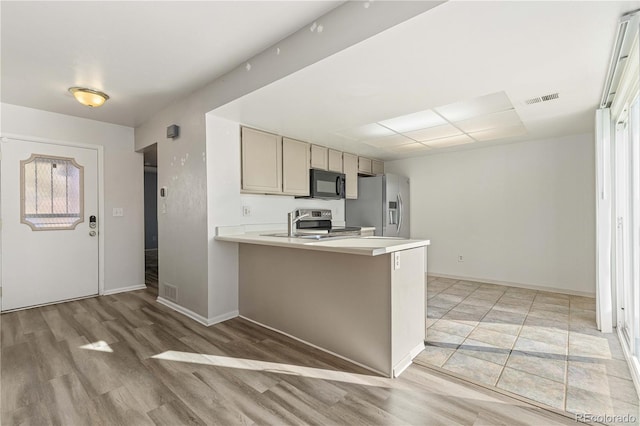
[{"xmin": 346, "ymin": 173, "xmax": 410, "ymax": 238}]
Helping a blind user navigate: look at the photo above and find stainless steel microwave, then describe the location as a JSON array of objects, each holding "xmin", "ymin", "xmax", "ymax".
[{"xmin": 306, "ymin": 169, "xmax": 346, "ymax": 199}]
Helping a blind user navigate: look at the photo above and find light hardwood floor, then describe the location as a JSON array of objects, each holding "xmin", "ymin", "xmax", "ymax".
[{"xmin": 2, "ymin": 288, "xmax": 579, "ymax": 425}]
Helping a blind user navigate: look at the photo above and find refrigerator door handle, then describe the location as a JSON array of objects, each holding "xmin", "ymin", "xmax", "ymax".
[{"xmin": 397, "ymin": 193, "xmax": 403, "ymax": 234}]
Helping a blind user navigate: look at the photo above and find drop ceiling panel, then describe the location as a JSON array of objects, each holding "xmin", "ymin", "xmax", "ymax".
[
  {"xmin": 336, "ymin": 123, "xmax": 395, "ymax": 140},
  {"xmin": 454, "ymin": 109, "xmax": 522, "ymax": 133},
  {"xmin": 388, "ymin": 142, "xmax": 431, "ymax": 152},
  {"xmin": 422, "ymin": 134, "xmax": 473, "ymax": 148},
  {"xmin": 469, "ymin": 124, "xmax": 527, "ymax": 141},
  {"xmin": 363, "ymin": 134, "xmax": 415, "ymax": 148},
  {"xmin": 378, "ymin": 109, "xmax": 445, "ymax": 133},
  {"xmin": 404, "ymin": 123, "xmax": 462, "ymax": 142},
  {"xmin": 435, "ymin": 91, "xmax": 514, "ymax": 122}
]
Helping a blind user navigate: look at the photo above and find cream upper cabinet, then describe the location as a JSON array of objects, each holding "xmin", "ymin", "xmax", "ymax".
[
  {"xmin": 328, "ymin": 149, "xmax": 343, "ymax": 172},
  {"xmin": 241, "ymin": 127, "xmax": 282, "ymax": 194},
  {"xmin": 343, "ymin": 152, "xmax": 358, "ymax": 199},
  {"xmin": 372, "ymin": 160, "xmax": 384, "ymax": 175},
  {"xmin": 310, "ymin": 145, "xmax": 328, "ymax": 170},
  {"xmin": 358, "ymin": 157, "xmax": 372, "ymax": 175},
  {"xmin": 282, "ymin": 137, "xmax": 310, "ymax": 196}
]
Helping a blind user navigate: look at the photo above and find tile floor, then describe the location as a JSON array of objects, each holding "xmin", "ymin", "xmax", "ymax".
[{"xmin": 416, "ymin": 276, "xmax": 639, "ymax": 424}]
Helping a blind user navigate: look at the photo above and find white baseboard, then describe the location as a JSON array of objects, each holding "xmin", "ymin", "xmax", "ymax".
[
  {"xmin": 102, "ymin": 284, "xmax": 147, "ymax": 296},
  {"xmin": 393, "ymin": 342, "xmax": 425, "ymax": 378},
  {"xmin": 208, "ymin": 310, "xmax": 240, "ymax": 325},
  {"xmin": 240, "ymin": 315, "xmax": 389, "ymax": 377},
  {"xmin": 617, "ymin": 327, "xmax": 640, "ymax": 401},
  {"xmin": 156, "ymin": 296, "xmax": 238, "ymax": 327},
  {"xmin": 428, "ymin": 273, "xmax": 595, "ymax": 298}
]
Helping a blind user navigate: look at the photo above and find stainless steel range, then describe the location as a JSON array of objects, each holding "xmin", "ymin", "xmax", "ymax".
[
  {"xmin": 292, "ymin": 208, "xmax": 361, "ymax": 237},
  {"xmin": 262, "ymin": 208, "xmax": 361, "ymax": 239}
]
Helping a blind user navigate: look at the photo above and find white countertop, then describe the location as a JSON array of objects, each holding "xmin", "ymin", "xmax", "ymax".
[{"xmin": 215, "ymin": 227, "xmax": 430, "ymax": 256}]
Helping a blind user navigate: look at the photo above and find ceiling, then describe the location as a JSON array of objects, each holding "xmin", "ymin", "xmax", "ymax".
[
  {"xmin": 3, "ymin": 1, "xmax": 639, "ymax": 161},
  {"xmin": 343, "ymin": 91, "xmax": 527, "ymax": 151},
  {"xmin": 212, "ymin": 1, "xmax": 640, "ymax": 159},
  {"xmin": 1, "ymin": 1, "xmax": 342, "ymax": 127}
]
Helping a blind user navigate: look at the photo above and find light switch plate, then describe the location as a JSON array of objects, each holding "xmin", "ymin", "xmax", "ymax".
[{"xmin": 113, "ymin": 207, "xmax": 124, "ymax": 217}]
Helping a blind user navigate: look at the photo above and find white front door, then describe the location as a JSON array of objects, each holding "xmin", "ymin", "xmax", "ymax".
[{"xmin": 1, "ymin": 138, "xmax": 99, "ymax": 311}]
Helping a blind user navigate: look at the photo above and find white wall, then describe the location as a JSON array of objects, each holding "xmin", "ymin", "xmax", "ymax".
[
  {"xmin": 206, "ymin": 116, "xmax": 240, "ymax": 321},
  {"xmin": 205, "ymin": 115, "xmax": 344, "ymax": 320},
  {"xmin": 239, "ymin": 195, "xmax": 345, "ymax": 225},
  {"xmin": 1, "ymin": 103, "xmax": 144, "ymax": 292},
  {"xmin": 385, "ymin": 133, "xmax": 596, "ymax": 295}
]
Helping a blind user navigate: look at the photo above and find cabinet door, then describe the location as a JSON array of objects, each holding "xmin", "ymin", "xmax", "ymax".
[
  {"xmin": 358, "ymin": 157, "xmax": 372, "ymax": 175},
  {"xmin": 343, "ymin": 152, "xmax": 358, "ymax": 199},
  {"xmin": 241, "ymin": 127, "xmax": 282, "ymax": 193},
  {"xmin": 328, "ymin": 149, "xmax": 343, "ymax": 172},
  {"xmin": 311, "ymin": 145, "xmax": 328, "ymax": 170},
  {"xmin": 283, "ymin": 138, "xmax": 310, "ymax": 196},
  {"xmin": 372, "ymin": 160, "xmax": 384, "ymax": 175}
]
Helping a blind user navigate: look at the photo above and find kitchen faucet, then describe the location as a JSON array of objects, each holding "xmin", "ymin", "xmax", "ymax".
[{"xmin": 287, "ymin": 210, "xmax": 310, "ymax": 237}]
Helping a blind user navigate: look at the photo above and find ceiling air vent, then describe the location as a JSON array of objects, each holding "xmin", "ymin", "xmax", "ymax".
[{"xmin": 524, "ymin": 93, "xmax": 559, "ymax": 105}]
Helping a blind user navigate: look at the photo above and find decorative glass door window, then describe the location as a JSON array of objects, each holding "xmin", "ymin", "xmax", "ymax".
[{"xmin": 20, "ymin": 154, "xmax": 84, "ymax": 230}]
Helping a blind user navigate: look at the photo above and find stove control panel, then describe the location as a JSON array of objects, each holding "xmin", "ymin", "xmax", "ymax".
[{"xmin": 296, "ymin": 208, "xmax": 332, "ymax": 221}]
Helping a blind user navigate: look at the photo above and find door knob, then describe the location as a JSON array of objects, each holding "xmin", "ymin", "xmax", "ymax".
[{"xmin": 89, "ymin": 231, "xmax": 96, "ymax": 237}]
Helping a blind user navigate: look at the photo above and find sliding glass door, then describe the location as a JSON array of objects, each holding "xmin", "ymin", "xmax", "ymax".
[
  {"xmin": 614, "ymin": 95, "xmax": 640, "ymax": 358},
  {"xmin": 629, "ymin": 97, "xmax": 640, "ymax": 356},
  {"xmin": 600, "ymin": 9, "xmax": 640, "ymax": 386}
]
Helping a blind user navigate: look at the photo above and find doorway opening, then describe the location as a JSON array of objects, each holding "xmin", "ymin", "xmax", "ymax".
[{"xmin": 143, "ymin": 144, "xmax": 158, "ymax": 295}]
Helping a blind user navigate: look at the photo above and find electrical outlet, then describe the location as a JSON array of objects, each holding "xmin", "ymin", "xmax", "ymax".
[
  {"xmin": 394, "ymin": 252, "xmax": 401, "ymax": 270},
  {"xmin": 160, "ymin": 202, "xmax": 167, "ymax": 214},
  {"xmin": 242, "ymin": 206, "xmax": 251, "ymax": 217},
  {"xmin": 113, "ymin": 207, "xmax": 124, "ymax": 217},
  {"xmin": 458, "ymin": 255, "xmax": 464, "ymax": 262}
]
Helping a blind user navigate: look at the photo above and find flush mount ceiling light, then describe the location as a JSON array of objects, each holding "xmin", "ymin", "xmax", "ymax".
[{"xmin": 68, "ymin": 87, "xmax": 109, "ymax": 107}]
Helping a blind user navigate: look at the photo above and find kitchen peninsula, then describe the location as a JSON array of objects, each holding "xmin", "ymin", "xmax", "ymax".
[{"xmin": 216, "ymin": 229, "xmax": 430, "ymax": 377}]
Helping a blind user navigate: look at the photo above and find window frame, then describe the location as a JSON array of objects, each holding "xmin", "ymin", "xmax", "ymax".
[{"xmin": 20, "ymin": 153, "xmax": 85, "ymax": 231}]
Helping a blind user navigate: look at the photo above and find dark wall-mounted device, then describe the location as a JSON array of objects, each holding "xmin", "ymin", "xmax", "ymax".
[{"xmin": 167, "ymin": 124, "xmax": 180, "ymax": 139}]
